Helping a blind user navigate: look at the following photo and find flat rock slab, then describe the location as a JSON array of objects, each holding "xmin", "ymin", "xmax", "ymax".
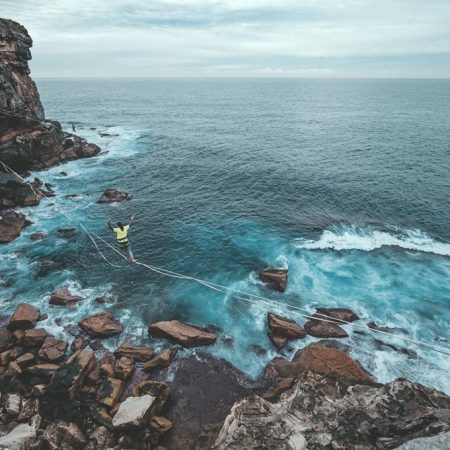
[
  {"xmin": 8, "ymin": 303, "xmax": 40, "ymax": 330},
  {"xmin": 78, "ymin": 312, "xmax": 123, "ymax": 338},
  {"xmin": 38, "ymin": 336, "xmax": 67, "ymax": 362},
  {"xmin": 148, "ymin": 320, "xmax": 216, "ymax": 348},
  {"xmin": 113, "ymin": 342, "xmax": 154, "ymax": 361},
  {"xmin": 143, "ymin": 348, "xmax": 177, "ymax": 372},
  {"xmin": 112, "ymin": 394, "xmax": 155, "ymax": 428},
  {"xmin": 259, "ymin": 268, "xmax": 288, "ymax": 292}
]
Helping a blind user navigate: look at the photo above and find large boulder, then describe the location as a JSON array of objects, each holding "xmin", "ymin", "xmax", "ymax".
[
  {"xmin": 268, "ymin": 313, "xmax": 306, "ymax": 339},
  {"xmin": 148, "ymin": 320, "xmax": 216, "ymax": 348},
  {"xmin": 78, "ymin": 312, "xmax": 123, "ymax": 338},
  {"xmin": 38, "ymin": 336, "xmax": 67, "ymax": 362},
  {"xmin": 113, "ymin": 342, "xmax": 154, "ymax": 361},
  {"xmin": 0, "ymin": 210, "xmax": 31, "ymax": 243},
  {"xmin": 48, "ymin": 349, "xmax": 95, "ymax": 399},
  {"xmin": 23, "ymin": 328, "xmax": 48, "ymax": 346},
  {"xmin": 0, "ymin": 423, "xmax": 36, "ymax": 450},
  {"xmin": 268, "ymin": 313, "xmax": 305, "ymax": 349},
  {"xmin": 112, "ymin": 395, "xmax": 156, "ymax": 428},
  {"xmin": 97, "ymin": 188, "xmax": 131, "ymax": 203},
  {"xmin": 259, "ymin": 268, "xmax": 288, "ymax": 292},
  {"xmin": 43, "ymin": 420, "xmax": 87, "ymax": 450},
  {"xmin": 292, "ymin": 343, "xmax": 372, "ymax": 383},
  {"xmin": 7, "ymin": 303, "xmax": 40, "ymax": 330},
  {"xmin": 304, "ymin": 318, "xmax": 348, "ymax": 338},
  {"xmin": 315, "ymin": 307, "xmax": 359, "ymax": 324},
  {"xmin": 49, "ymin": 288, "xmax": 84, "ymax": 307}
]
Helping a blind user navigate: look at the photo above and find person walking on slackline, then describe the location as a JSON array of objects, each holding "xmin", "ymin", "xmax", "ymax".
[{"xmin": 108, "ymin": 214, "xmax": 136, "ymax": 265}]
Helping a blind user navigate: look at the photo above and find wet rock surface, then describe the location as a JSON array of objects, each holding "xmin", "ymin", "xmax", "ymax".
[
  {"xmin": 0, "ymin": 210, "xmax": 31, "ymax": 243},
  {"xmin": 259, "ymin": 268, "xmax": 288, "ymax": 292},
  {"xmin": 49, "ymin": 288, "xmax": 84, "ymax": 307},
  {"xmin": 97, "ymin": 188, "xmax": 131, "ymax": 203}
]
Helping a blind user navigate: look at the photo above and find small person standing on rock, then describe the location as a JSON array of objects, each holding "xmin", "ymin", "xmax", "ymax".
[
  {"xmin": 71, "ymin": 122, "xmax": 76, "ymax": 132},
  {"xmin": 108, "ymin": 214, "xmax": 136, "ymax": 265}
]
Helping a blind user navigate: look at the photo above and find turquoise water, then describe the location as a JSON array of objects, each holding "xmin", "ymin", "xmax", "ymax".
[{"xmin": 1, "ymin": 79, "xmax": 449, "ymax": 392}]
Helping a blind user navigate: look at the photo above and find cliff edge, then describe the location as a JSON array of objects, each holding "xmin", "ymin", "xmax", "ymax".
[{"xmin": 0, "ymin": 17, "xmax": 100, "ymax": 172}]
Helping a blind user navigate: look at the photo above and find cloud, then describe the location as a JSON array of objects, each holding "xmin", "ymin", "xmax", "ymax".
[{"xmin": 1, "ymin": 0, "xmax": 450, "ymax": 77}]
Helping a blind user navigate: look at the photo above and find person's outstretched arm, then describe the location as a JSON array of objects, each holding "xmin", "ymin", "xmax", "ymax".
[
  {"xmin": 107, "ymin": 219, "xmax": 113, "ymax": 231},
  {"xmin": 129, "ymin": 214, "xmax": 135, "ymax": 227}
]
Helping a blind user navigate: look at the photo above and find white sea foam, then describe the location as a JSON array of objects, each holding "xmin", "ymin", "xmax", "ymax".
[{"xmin": 295, "ymin": 226, "xmax": 450, "ymax": 257}]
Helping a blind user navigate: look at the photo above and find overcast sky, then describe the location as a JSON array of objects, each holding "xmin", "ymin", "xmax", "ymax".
[{"xmin": 2, "ymin": 0, "xmax": 450, "ymax": 78}]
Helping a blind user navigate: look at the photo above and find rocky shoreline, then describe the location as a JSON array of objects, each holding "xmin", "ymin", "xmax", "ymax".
[{"xmin": 1, "ymin": 17, "xmax": 450, "ymax": 450}]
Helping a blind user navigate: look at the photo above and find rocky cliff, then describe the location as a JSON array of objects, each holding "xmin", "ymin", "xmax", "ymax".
[{"xmin": 0, "ymin": 18, "xmax": 100, "ymax": 172}]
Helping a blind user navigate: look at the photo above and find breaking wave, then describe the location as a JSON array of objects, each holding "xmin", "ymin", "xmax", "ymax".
[{"xmin": 295, "ymin": 226, "xmax": 450, "ymax": 257}]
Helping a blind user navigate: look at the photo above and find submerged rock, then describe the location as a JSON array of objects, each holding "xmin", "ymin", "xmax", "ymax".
[
  {"xmin": 78, "ymin": 312, "xmax": 123, "ymax": 338},
  {"xmin": 148, "ymin": 320, "xmax": 216, "ymax": 348},
  {"xmin": 98, "ymin": 188, "xmax": 131, "ymax": 203},
  {"xmin": 259, "ymin": 268, "xmax": 288, "ymax": 292}
]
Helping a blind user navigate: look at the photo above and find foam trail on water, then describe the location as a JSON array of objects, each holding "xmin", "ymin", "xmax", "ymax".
[{"xmin": 295, "ymin": 225, "xmax": 450, "ymax": 256}]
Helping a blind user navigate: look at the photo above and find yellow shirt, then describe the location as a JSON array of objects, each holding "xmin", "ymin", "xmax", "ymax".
[{"xmin": 113, "ymin": 225, "xmax": 129, "ymax": 243}]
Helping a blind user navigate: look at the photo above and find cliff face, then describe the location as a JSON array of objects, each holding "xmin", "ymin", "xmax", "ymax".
[
  {"xmin": 0, "ymin": 18, "xmax": 100, "ymax": 172},
  {"xmin": 0, "ymin": 18, "xmax": 44, "ymax": 133}
]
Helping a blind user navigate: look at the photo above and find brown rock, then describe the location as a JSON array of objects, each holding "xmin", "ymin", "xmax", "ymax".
[
  {"xmin": 113, "ymin": 342, "xmax": 154, "ymax": 362},
  {"xmin": 7, "ymin": 360, "xmax": 22, "ymax": 375},
  {"xmin": 97, "ymin": 377, "xmax": 124, "ymax": 408},
  {"xmin": 0, "ymin": 210, "xmax": 31, "ymax": 243},
  {"xmin": 23, "ymin": 328, "xmax": 48, "ymax": 346},
  {"xmin": 149, "ymin": 416, "xmax": 173, "ymax": 434},
  {"xmin": 38, "ymin": 336, "xmax": 67, "ymax": 362},
  {"xmin": 268, "ymin": 313, "xmax": 306, "ymax": 339},
  {"xmin": 15, "ymin": 352, "xmax": 35, "ymax": 367},
  {"xmin": 268, "ymin": 330, "xmax": 288, "ymax": 350},
  {"xmin": 259, "ymin": 268, "xmax": 288, "ymax": 292},
  {"xmin": 315, "ymin": 307, "xmax": 360, "ymax": 324},
  {"xmin": 49, "ymin": 288, "xmax": 84, "ymax": 306},
  {"xmin": 293, "ymin": 343, "xmax": 372, "ymax": 382},
  {"xmin": 7, "ymin": 303, "xmax": 40, "ymax": 330},
  {"xmin": 98, "ymin": 188, "xmax": 131, "ymax": 203},
  {"xmin": 143, "ymin": 348, "xmax": 177, "ymax": 372},
  {"xmin": 71, "ymin": 337, "xmax": 89, "ymax": 352},
  {"xmin": 114, "ymin": 356, "xmax": 134, "ymax": 380},
  {"xmin": 304, "ymin": 319, "xmax": 348, "ymax": 338},
  {"xmin": 148, "ymin": 320, "xmax": 216, "ymax": 348},
  {"xmin": 100, "ymin": 361, "xmax": 115, "ymax": 378},
  {"xmin": 78, "ymin": 312, "xmax": 123, "ymax": 338},
  {"xmin": 263, "ymin": 377, "xmax": 295, "ymax": 402},
  {"xmin": 87, "ymin": 364, "xmax": 100, "ymax": 385}
]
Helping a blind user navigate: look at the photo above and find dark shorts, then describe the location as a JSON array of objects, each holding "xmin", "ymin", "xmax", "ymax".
[{"xmin": 118, "ymin": 243, "xmax": 133, "ymax": 259}]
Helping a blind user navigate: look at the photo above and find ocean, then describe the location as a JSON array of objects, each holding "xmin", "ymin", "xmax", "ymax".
[{"xmin": 1, "ymin": 78, "xmax": 449, "ymax": 392}]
